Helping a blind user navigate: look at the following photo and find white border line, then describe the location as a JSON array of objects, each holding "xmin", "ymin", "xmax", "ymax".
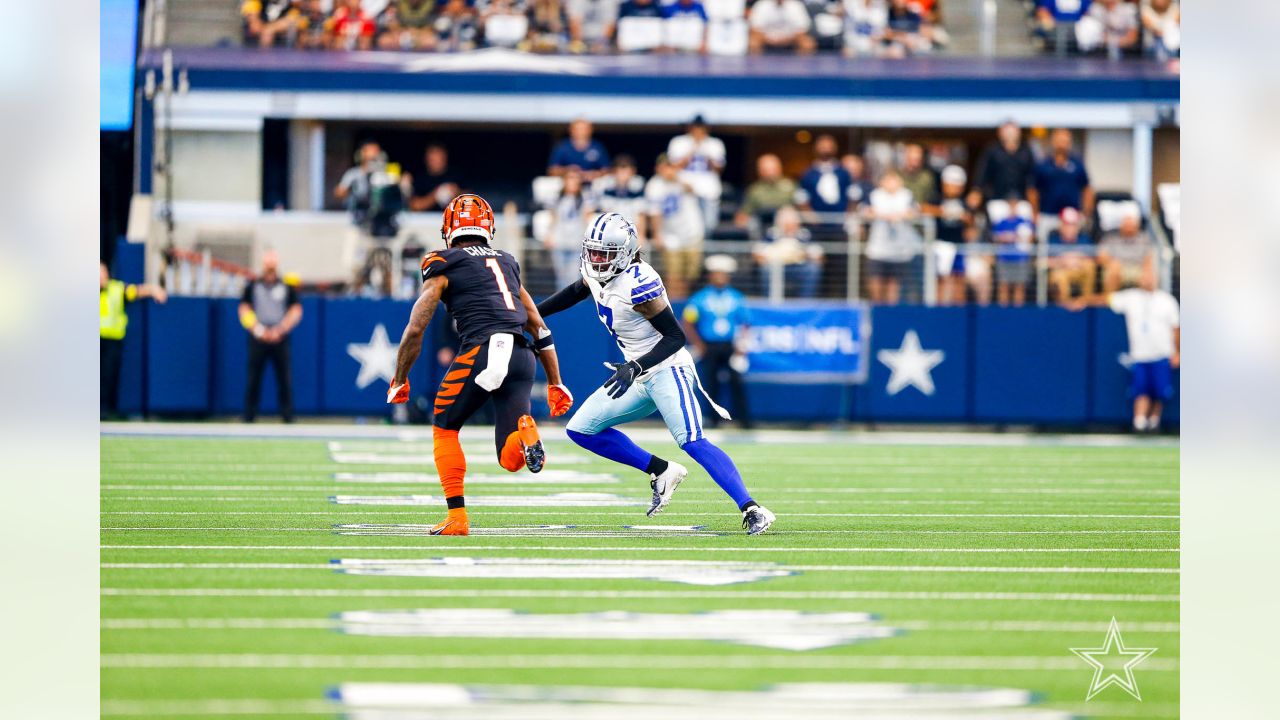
[
  {"xmin": 98, "ymin": 653, "xmax": 1180, "ymax": 671},
  {"xmin": 100, "ymin": 588, "xmax": 1180, "ymax": 602},
  {"xmin": 100, "ymin": 544, "xmax": 1180, "ymax": 553},
  {"xmin": 101, "ymin": 561, "xmax": 1179, "ymax": 575}
]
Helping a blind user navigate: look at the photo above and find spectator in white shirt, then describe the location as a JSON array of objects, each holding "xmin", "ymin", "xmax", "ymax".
[
  {"xmin": 748, "ymin": 0, "xmax": 817, "ymax": 54},
  {"xmin": 1079, "ymin": 262, "xmax": 1179, "ymax": 433},
  {"xmin": 1077, "ymin": 0, "xmax": 1139, "ymax": 56},
  {"xmin": 646, "ymin": 153, "xmax": 706, "ymax": 299},
  {"xmin": 666, "ymin": 114, "xmax": 726, "ymax": 235},
  {"xmin": 542, "ymin": 168, "xmax": 597, "ymax": 288},
  {"xmin": 1140, "ymin": 0, "xmax": 1179, "ymax": 59},
  {"xmin": 863, "ymin": 168, "xmax": 922, "ymax": 305}
]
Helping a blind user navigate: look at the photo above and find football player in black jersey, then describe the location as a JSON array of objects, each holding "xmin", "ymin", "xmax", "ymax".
[{"xmin": 387, "ymin": 194, "xmax": 574, "ymax": 535}]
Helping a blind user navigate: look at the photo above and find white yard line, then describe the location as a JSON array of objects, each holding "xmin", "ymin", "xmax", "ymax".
[
  {"xmin": 99, "ymin": 526, "xmax": 1181, "ymax": 535},
  {"xmin": 101, "ymin": 544, "xmax": 1180, "ymax": 554},
  {"xmin": 101, "ymin": 421, "xmax": 1179, "ymax": 448},
  {"xmin": 101, "ymin": 484, "xmax": 1179, "ymax": 495},
  {"xmin": 100, "ymin": 587, "xmax": 1180, "ymax": 602},
  {"xmin": 98, "ymin": 652, "xmax": 1179, "ymax": 671},
  {"xmin": 101, "ymin": 511, "xmax": 1181, "ymax": 518},
  {"xmin": 102, "ymin": 561, "xmax": 1178, "ymax": 574},
  {"xmin": 100, "ymin": 617, "xmax": 1181, "ymax": 634},
  {"xmin": 97, "ymin": 491, "xmax": 1177, "ymax": 504}
]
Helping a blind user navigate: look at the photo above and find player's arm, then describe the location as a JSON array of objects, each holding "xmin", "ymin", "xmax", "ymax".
[
  {"xmin": 388, "ymin": 275, "xmax": 447, "ymax": 402},
  {"xmin": 602, "ymin": 296, "xmax": 687, "ymax": 399},
  {"xmin": 134, "ymin": 283, "xmax": 168, "ymax": 303},
  {"xmin": 520, "ymin": 286, "xmax": 573, "ymax": 417},
  {"xmin": 535, "ymin": 277, "xmax": 590, "ymax": 319}
]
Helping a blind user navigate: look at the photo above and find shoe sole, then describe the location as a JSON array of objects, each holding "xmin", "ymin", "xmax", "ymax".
[
  {"xmin": 429, "ymin": 521, "xmax": 470, "ymax": 536},
  {"xmin": 646, "ymin": 467, "xmax": 687, "ymax": 517},
  {"xmin": 746, "ymin": 513, "xmax": 775, "ymax": 536},
  {"xmin": 517, "ymin": 415, "xmax": 545, "ymax": 474}
]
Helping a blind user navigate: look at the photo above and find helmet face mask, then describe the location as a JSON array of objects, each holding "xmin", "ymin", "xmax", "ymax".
[{"xmin": 581, "ymin": 213, "xmax": 639, "ymax": 283}]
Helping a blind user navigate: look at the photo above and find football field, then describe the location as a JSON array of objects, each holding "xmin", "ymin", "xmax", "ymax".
[{"xmin": 101, "ymin": 424, "xmax": 1179, "ymax": 719}]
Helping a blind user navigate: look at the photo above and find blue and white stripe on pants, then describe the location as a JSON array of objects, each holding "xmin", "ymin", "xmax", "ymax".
[{"xmin": 566, "ymin": 363, "xmax": 705, "ymax": 446}]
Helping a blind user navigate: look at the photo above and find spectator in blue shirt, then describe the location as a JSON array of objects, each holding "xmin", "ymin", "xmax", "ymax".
[
  {"xmin": 614, "ymin": 0, "xmax": 664, "ymax": 25},
  {"xmin": 663, "ymin": 0, "xmax": 707, "ymax": 20},
  {"xmin": 795, "ymin": 134, "xmax": 855, "ymax": 219},
  {"xmin": 548, "ymin": 117, "xmax": 611, "ymax": 180},
  {"xmin": 991, "ymin": 198, "xmax": 1036, "ymax": 307},
  {"xmin": 1035, "ymin": 0, "xmax": 1093, "ymax": 52},
  {"xmin": 1031, "ymin": 128, "xmax": 1094, "ymax": 242},
  {"xmin": 682, "ymin": 254, "xmax": 753, "ymax": 428}
]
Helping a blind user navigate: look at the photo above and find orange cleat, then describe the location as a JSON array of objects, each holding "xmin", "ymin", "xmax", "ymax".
[
  {"xmin": 517, "ymin": 415, "xmax": 545, "ymax": 473},
  {"xmin": 429, "ymin": 510, "xmax": 470, "ymax": 536}
]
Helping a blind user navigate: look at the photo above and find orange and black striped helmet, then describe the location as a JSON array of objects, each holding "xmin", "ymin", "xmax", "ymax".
[{"xmin": 441, "ymin": 193, "xmax": 495, "ymax": 247}]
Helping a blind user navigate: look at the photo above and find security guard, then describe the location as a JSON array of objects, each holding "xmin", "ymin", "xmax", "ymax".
[
  {"xmin": 239, "ymin": 251, "xmax": 303, "ymax": 423},
  {"xmin": 100, "ymin": 262, "xmax": 167, "ymax": 419},
  {"xmin": 682, "ymin": 254, "xmax": 752, "ymax": 429}
]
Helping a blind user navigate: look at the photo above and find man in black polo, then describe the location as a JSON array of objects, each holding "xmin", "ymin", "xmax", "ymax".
[{"xmin": 239, "ymin": 251, "xmax": 303, "ymax": 423}]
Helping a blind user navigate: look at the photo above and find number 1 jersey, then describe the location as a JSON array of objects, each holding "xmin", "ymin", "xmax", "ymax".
[{"xmin": 421, "ymin": 245, "xmax": 528, "ymax": 348}]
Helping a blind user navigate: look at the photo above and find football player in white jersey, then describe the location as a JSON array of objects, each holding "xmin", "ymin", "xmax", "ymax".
[{"xmin": 537, "ymin": 212, "xmax": 775, "ymax": 535}]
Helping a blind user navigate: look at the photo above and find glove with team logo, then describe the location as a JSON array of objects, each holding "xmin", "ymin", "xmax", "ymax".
[
  {"xmin": 603, "ymin": 360, "xmax": 642, "ymax": 399},
  {"xmin": 547, "ymin": 384, "xmax": 574, "ymax": 417},
  {"xmin": 387, "ymin": 379, "xmax": 410, "ymax": 404}
]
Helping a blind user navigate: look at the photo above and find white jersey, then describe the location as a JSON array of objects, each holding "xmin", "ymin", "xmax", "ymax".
[
  {"xmin": 1109, "ymin": 288, "xmax": 1180, "ymax": 363},
  {"xmin": 583, "ymin": 260, "xmax": 696, "ymax": 376}
]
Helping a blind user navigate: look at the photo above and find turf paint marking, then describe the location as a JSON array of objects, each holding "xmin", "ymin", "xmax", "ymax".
[
  {"xmin": 334, "ymin": 609, "xmax": 896, "ymax": 650},
  {"xmin": 329, "ymin": 557, "xmax": 793, "ymax": 585},
  {"xmin": 100, "ymin": 617, "xmax": 1181, "ymax": 635},
  {"xmin": 101, "ymin": 653, "xmax": 1178, "ymax": 672},
  {"xmin": 333, "ymin": 524, "xmax": 717, "ymax": 537},
  {"xmin": 100, "ymin": 588, "xmax": 1180, "ymax": 602},
  {"xmin": 101, "ymin": 543, "xmax": 1178, "ymax": 554},
  {"xmin": 332, "ymin": 470, "xmax": 620, "ymax": 484},
  {"xmin": 101, "ymin": 526, "xmax": 1180, "ymax": 536},
  {"xmin": 330, "ymin": 682, "xmax": 1071, "ymax": 719},
  {"xmin": 328, "ymin": 451, "xmax": 589, "ymax": 466},
  {"xmin": 330, "ymin": 493, "xmax": 647, "ymax": 508},
  {"xmin": 102, "ymin": 559, "xmax": 1177, "ymax": 576}
]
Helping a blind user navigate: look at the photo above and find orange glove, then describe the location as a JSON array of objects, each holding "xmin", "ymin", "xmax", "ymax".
[
  {"xmin": 547, "ymin": 384, "xmax": 574, "ymax": 417},
  {"xmin": 387, "ymin": 379, "xmax": 410, "ymax": 404}
]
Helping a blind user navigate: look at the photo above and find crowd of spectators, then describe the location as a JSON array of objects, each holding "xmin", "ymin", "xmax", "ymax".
[
  {"xmin": 1032, "ymin": 0, "xmax": 1179, "ymax": 59},
  {"xmin": 241, "ymin": 0, "xmax": 946, "ymax": 56},
  {"xmin": 528, "ymin": 116, "xmax": 1158, "ymax": 306},
  {"xmin": 335, "ymin": 116, "xmax": 1159, "ymax": 305}
]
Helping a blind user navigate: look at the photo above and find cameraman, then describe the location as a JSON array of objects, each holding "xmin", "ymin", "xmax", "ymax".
[{"xmin": 335, "ymin": 140, "xmax": 405, "ymax": 295}]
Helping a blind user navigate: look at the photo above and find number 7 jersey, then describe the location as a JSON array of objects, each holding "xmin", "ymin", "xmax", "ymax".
[
  {"xmin": 583, "ymin": 260, "xmax": 695, "ymax": 375},
  {"xmin": 421, "ymin": 245, "xmax": 527, "ymax": 348}
]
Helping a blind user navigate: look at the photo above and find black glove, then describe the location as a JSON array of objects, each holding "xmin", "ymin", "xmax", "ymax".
[{"xmin": 603, "ymin": 360, "xmax": 642, "ymax": 399}]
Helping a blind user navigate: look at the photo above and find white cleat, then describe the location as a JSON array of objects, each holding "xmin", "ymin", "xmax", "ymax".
[
  {"xmin": 742, "ymin": 505, "xmax": 776, "ymax": 536},
  {"xmin": 647, "ymin": 462, "xmax": 688, "ymax": 517}
]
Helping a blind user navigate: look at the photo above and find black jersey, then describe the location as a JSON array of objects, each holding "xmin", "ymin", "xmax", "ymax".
[{"xmin": 420, "ymin": 244, "xmax": 528, "ymax": 348}]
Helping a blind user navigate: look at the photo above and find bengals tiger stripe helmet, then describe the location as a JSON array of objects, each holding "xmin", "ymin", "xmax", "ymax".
[{"xmin": 441, "ymin": 194, "xmax": 495, "ymax": 247}]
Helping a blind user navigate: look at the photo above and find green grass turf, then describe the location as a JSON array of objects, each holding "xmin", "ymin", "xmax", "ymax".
[{"xmin": 101, "ymin": 430, "xmax": 1179, "ymax": 719}]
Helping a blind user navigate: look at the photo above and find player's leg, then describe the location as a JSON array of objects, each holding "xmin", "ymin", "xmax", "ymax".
[
  {"xmin": 564, "ymin": 382, "xmax": 661, "ymax": 472},
  {"xmin": 1147, "ymin": 358, "xmax": 1173, "ymax": 432},
  {"xmin": 1130, "ymin": 361, "xmax": 1154, "ymax": 432},
  {"xmin": 654, "ymin": 366, "xmax": 775, "ymax": 534},
  {"xmin": 488, "ymin": 346, "xmax": 541, "ymax": 473},
  {"xmin": 429, "ymin": 343, "xmax": 492, "ymax": 535},
  {"xmin": 244, "ymin": 339, "xmax": 268, "ymax": 423},
  {"xmin": 564, "ymin": 380, "xmax": 688, "ymax": 515}
]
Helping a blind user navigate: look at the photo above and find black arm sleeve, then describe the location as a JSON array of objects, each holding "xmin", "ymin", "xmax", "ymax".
[
  {"xmin": 633, "ymin": 305, "xmax": 686, "ymax": 372},
  {"xmin": 536, "ymin": 278, "xmax": 590, "ymax": 318}
]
